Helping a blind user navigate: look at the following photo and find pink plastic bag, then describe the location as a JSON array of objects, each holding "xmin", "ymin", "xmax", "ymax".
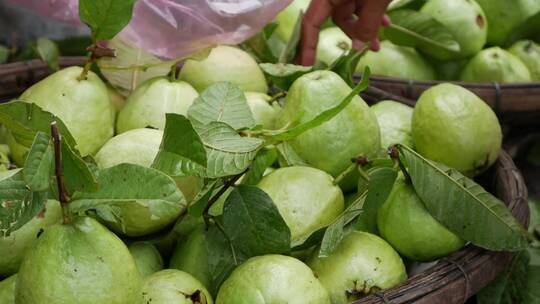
[{"xmin": 10, "ymin": 0, "xmax": 292, "ymax": 59}]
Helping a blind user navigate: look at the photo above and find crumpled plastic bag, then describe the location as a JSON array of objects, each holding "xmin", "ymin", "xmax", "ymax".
[{"xmin": 9, "ymin": 0, "xmax": 292, "ymax": 59}]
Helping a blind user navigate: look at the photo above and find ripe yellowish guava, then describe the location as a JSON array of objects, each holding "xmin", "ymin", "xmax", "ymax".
[
  {"xmin": 142, "ymin": 269, "xmax": 213, "ymax": 304},
  {"xmin": 257, "ymin": 166, "xmax": 344, "ymax": 246},
  {"xmin": 128, "ymin": 242, "xmax": 164, "ymax": 278},
  {"xmin": 460, "ymin": 47, "xmax": 532, "ymax": 83},
  {"xmin": 508, "ymin": 40, "xmax": 540, "ymax": 81},
  {"xmin": 412, "ymin": 83, "xmax": 502, "ymax": 176},
  {"xmin": 116, "ymin": 77, "xmax": 199, "ymax": 133},
  {"xmin": 371, "ymin": 100, "xmax": 414, "ymax": 149},
  {"xmin": 216, "ymin": 255, "xmax": 330, "ymax": 304},
  {"xmin": 356, "ymin": 41, "xmax": 436, "ymax": 81},
  {"xmin": 0, "ymin": 274, "xmax": 16, "ymax": 304},
  {"xmin": 316, "ymin": 27, "xmax": 352, "ymax": 66},
  {"xmin": 245, "ymin": 92, "xmax": 279, "ymax": 129},
  {"xmin": 179, "ymin": 45, "xmax": 268, "ymax": 93},
  {"xmin": 377, "ymin": 176, "xmax": 466, "ymax": 261},
  {"xmin": 169, "ymin": 226, "xmax": 211, "ymax": 289},
  {"xmin": 308, "ymin": 231, "xmax": 407, "ymax": 303},
  {"xmin": 16, "ymin": 217, "xmax": 142, "ymax": 304}
]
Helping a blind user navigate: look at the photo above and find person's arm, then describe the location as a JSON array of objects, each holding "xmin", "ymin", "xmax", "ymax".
[{"xmin": 296, "ymin": 0, "xmax": 391, "ymax": 66}]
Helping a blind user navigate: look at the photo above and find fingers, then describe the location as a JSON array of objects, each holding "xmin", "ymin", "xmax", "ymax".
[
  {"xmin": 296, "ymin": 0, "xmax": 333, "ymax": 66},
  {"xmin": 354, "ymin": 0, "xmax": 391, "ymax": 43}
]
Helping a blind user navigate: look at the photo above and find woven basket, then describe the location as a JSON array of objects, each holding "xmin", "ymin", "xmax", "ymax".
[{"xmin": 0, "ymin": 57, "xmax": 531, "ymax": 304}]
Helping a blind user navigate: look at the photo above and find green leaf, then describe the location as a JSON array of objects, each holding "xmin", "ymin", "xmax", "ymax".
[
  {"xmin": 23, "ymin": 132, "xmax": 52, "ymax": 192},
  {"xmin": 240, "ymin": 22, "xmax": 281, "ymax": 63},
  {"xmin": 36, "ymin": 38, "xmax": 59, "ymax": 71},
  {"xmin": 60, "ymin": 140, "xmax": 98, "ymax": 194},
  {"xmin": 188, "ymin": 82, "xmax": 256, "ymax": 131},
  {"xmin": 384, "ymin": 9, "xmax": 461, "ymax": 55},
  {"xmin": 188, "ymin": 179, "xmax": 221, "ymax": 217},
  {"xmin": 329, "ymin": 48, "xmax": 367, "ymax": 87},
  {"xmin": 222, "ymin": 185, "xmax": 291, "ymax": 256},
  {"xmin": 279, "ymin": 11, "xmax": 303, "ymax": 63},
  {"xmin": 505, "ymin": 11, "xmax": 540, "ymax": 46},
  {"xmin": 0, "ymin": 45, "xmax": 8, "ymax": 64},
  {"xmin": 525, "ymin": 265, "xmax": 540, "ymax": 303},
  {"xmin": 259, "ymin": 63, "xmax": 313, "ymax": 91},
  {"xmin": 398, "ymin": 145, "xmax": 529, "ymax": 251},
  {"xmin": 79, "ymin": 0, "xmax": 137, "ymax": 41},
  {"xmin": 152, "ymin": 114, "xmax": 207, "ymax": 177},
  {"xmin": 197, "ymin": 122, "xmax": 264, "ymax": 178},
  {"xmin": 276, "ymin": 142, "xmax": 308, "ymax": 167},
  {"xmin": 265, "ymin": 67, "xmax": 371, "ymax": 141},
  {"xmin": 241, "ymin": 148, "xmax": 278, "ymax": 185}
]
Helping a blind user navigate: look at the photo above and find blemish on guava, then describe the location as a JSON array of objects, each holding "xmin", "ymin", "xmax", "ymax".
[
  {"xmin": 38, "ymin": 206, "xmax": 48, "ymax": 218},
  {"xmin": 36, "ymin": 228, "xmax": 44, "ymax": 238},
  {"xmin": 476, "ymin": 15, "xmax": 485, "ymax": 28}
]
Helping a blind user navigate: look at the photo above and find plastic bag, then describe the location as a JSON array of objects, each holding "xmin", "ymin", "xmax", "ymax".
[{"xmin": 10, "ymin": 0, "xmax": 292, "ymax": 59}]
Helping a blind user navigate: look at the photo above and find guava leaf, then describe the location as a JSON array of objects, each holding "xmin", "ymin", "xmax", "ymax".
[
  {"xmin": 240, "ymin": 22, "xmax": 281, "ymax": 63},
  {"xmin": 355, "ymin": 167, "xmax": 398, "ymax": 234},
  {"xmin": 398, "ymin": 144, "xmax": 529, "ymax": 251},
  {"xmin": 259, "ymin": 63, "xmax": 313, "ymax": 91},
  {"xmin": 384, "ymin": 9, "xmax": 461, "ymax": 55},
  {"xmin": 0, "ymin": 45, "xmax": 9, "ymax": 64},
  {"xmin": 505, "ymin": 11, "xmax": 540, "ymax": 46},
  {"xmin": 188, "ymin": 179, "xmax": 221, "ymax": 217},
  {"xmin": 223, "ymin": 185, "xmax": 291, "ymax": 256},
  {"xmin": 79, "ymin": 0, "xmax": 137, "ymax": 41},
  {"xmin": 241, "ymin": 148, "xmax": 278, "ymax": 185},
  {"xmin": 329, "ymin": 47, "xmax": 367, "ymax": 87},
  {"xmin": 276, "ymin": 142, "xmax": 308, "ymax": 167},
  {"xmin": 60, "ymin": 140, "xmax": 99, "ymax": 194},
  {"xmin": 265, "ymin": 67, "xmax": 371, "ymax": 141},
  {"xmin": 278, "ymin": 11, "xmax": 303, "ymax": 63},
  {"xmin": 152, "ymin": 114, "xmax": 207, "ymax": 177},
  {"xmin": 197, "ymin": 122, "xmax": 264, "ymax": 178},
  {"xmin": 23, "ymin": 132, "xmax": 52, "ymax": 192},
  {"xmin": 188, "ymin": 82, "xmax": 256, "ymax": 131},
  {"xmin": 35, "ymin": 38, "xmax": 59, "ymax": 71}
]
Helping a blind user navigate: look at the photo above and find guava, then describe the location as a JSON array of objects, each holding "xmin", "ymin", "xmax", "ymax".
[
  {"xmin": 0, "ymin": 275, "xmax": 16, "ymax": 304},
  {"xmin": 475, "ymin": 0, "xmax": 540, "ymax": 46},
  {"xmin": 216, "ymin": 255, "xmax": 330, "ymax": 304},
  {"xmin": 179, "ymin": 45, "xmax": 268, "ymax": 93},
  {"xmin": 275, "ymin": 70, "xmax": 380, "ymax": 192},
  {"xmin": 433, "ymin": 59, "xmax": 469, "ymax": 81},
  {"xmin": 107, "ymin": 85, "xmax": 126, "ymax": 113},
  {"xmin": 420, "ymin": 0, "xmax": 487, "ymax": 60},
  {"xmin": 377, "ymin": 176, "xmax": 466, "ymax": 261},
  {"xmin": 116, "ymin": 77, "xmax": 199, "ymax": 133},
  {"xmin": 316, "ymin": 27, "xmax": 352, "ymax": 66},
  {"xmin": 508, "ymin": 40, "xmax": 540, "ymax": 81},
  {"xmin": 15, "ymin": 217, "xmax": 142, "ymax": 304},
  {"xmin": 412, "ymin": 83, "xmax": 502, "ymax": 176},
  {"xmin": 245, "ymin": 92, "xmax": 279, "ymax": 129},
  {"xmin": 274, "ymin": 0, "xmax": 311, "ymax": 43},
  {"xmin": 169, "ymin": 226, "xmax": 211, "ymax": 288},
  {"xmin": 308, "ymin": 231, "xmax": 407, "ymax": 303},
  {"xmin": 356, "ymin": 41, "xmax": 436, "ymax": 81},
  {"xmin": 18, "ymin": 66, "xmax": 115, "ymax": 156},
  {"xmin": 257, "ymin": 166, "xmax": 344, "ymax": 246},
  {"xmin": 128, "ymin": 242, "xmax": 164, "ymax": 278},
  {"xmin": 0, "ymin": 199, "xmax": 62, "ymax": 277},
  {"xmin": 371, "ymin": 100, "xmax": 414, "ymax": 149},
  {"xmin": 4, "ymin": 130, "xmax": 27, "ymax": 167},
  {"xmin": 460, "ymin": 47, "xmax": 532, "ymax": 83},
  {"xmin": 142, "ymin": 269, "xmax": 213, "ymax": 304}
]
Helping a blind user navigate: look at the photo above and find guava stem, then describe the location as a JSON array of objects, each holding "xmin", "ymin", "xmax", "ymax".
[
  {"xmin": 77, "ymin": 60, "xmax": 93, "ymax": 81},
  {"xmin": 333, "ymin": 163, "xmax": 358, "ymax": 185},
  {"xmin": 50, "ymin": 122, "xmax": 71, "ymax": 224},
  {"xmin": 269, "ymin": 92, "xmax": 286, "ymax": 104},
  {"xmin": 389, "ymin": 146, "xmax": 412, "ymax": 184},
  {"xmin": 203, "ymin": 172, "xmax": 246, "ymax": 216}
]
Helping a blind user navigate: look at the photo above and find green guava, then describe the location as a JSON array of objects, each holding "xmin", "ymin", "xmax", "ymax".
[
  {"xmin": 377, "ymin": 176, "xmax": 466, "ymax": 261},
  {"xmin": 179, "ymin": 45, "xmax": 268, "ymax": 93},
  {"xmin": 433, "ymin": 59, "xmax": 469, "ymax": 81},
  {"xmin": 142, "ymin": 269, "xmax": 213, "ymax": 304},
  {"xmin": 257, "ymin": 166, "xmax": 344, "ymax": 246},
  {"xmin": 128, "ymin": 242, "xmax": 164, "ymax": 278},
  {"xmin": 460, "ymin": 47, "xmax": 532, "ymax": 83},
  {"xmin": 316, "ymin": 27, "xmax": 352, "ymax": 66},
  {"xmin": 169, "ymin": 226, "xmax": 211, "ymax": 289},
  {"xmin": 412, "ymin": 83, "xmax": 502, "ymax": 176},
  {"xmin": 308, "ymin": 231, "xmax": 407, "ymax": 303},
  {"xmin": 15, "ymin": 217, "xmax": 142, "ymax": 304},
  {"xmin": 216, "ymin": 255, "xmax": 330, "ymax": 304},
  {"xmin": 19, "ymin": 66, "xmax": 115, "ymax": 156},
  {"xmin": 245, "ymin": 92, "xmax": 279, "ymax": 129},
  {"xmin": 275, "ymin": 70, "xmax": 380, "ymax": 192},
  {"xmin": 420, "ymin": 0, "xmax": 487, "ymax": 60},
  {"xmin": 116, "ymin": 77, "xmax": 199, "ymax": 133},
  {"xmin": 371, "ymin": 100, "xmax": 414, "ymax": 149},
  {"xmin": 0, "ymin": 199, "xmax": 62, "ymax": 277},
  {"xmin": 476, "ymin": 0, "xmax": 540, "ymax": 46},
  {"xmin": 0, "ymin": 274, "xmax": 16, "ymax": 304},
  {"xmin": 508, "ymin": 40, "xmax": 540, "ymax": 81},
  {"xmin": 4, "ymin": 130, "xmax": 27, "ymax": 167},
  {"xmin": 274, "ymin": 0, "xmax": 311, "ymax": 42},
  {"xmin": 356, "ymin": 41, "xmax": 436, "ymax": 81}
]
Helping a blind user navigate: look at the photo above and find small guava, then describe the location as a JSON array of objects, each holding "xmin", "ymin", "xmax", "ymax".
[
  {"xmin": 308, "ymin": 231, "xmax": 407, "ymax": 303},
  {"xmin": 371, "ymin": 100, "xmax": 414, "ymax": 149},
  {"xmin": 169, "ymin": 226, "xmax": 211, "ymax": 289},
  {"xmin": 412, "ymin": 83, "xmax": 502, "ymax": 176},
  {"xmin": 275, "ymin": 70, "xmax": 380, "ymax": 192},
  {"xmin": 0, "ymin": 199, "xmax": 62, "ymax": 277},
  {"xmin": 274, "ymin": 0, "xmax": 311, "ymax": 42},
  {"xmin": 356, "ymin": 41, "xmax": 436, "ymax": 81},
  {"xmin": 257, "ymin": 166, "xmax": 344, "ymax": 246},
  {"xmin": 142, "ymin": 269, "xmax": 213, "ymax": 304},
  {"xmin": 216, "ymin": 255, "xmax": 330, "ymax": 304},
  {"xmin": 420, "ymin": 0, "xmax": 487, "ymax": 60},
  {"xmin": 508, "ymin": 40, "xmax": 540, "ymax": 81},
  {"xmin": 116, "ymin": 77, "xmax": 199, "ymax": 133},
  {"xmin": 179, "ymin": 45, "xmax": 268, "ymax": 93},
  {"xmin": 316, "ymin": 27, "xmax": 352, "ymax": 66},
  {"xmin": 18, "ymin": 66, "xmax": 115, "ymax": 156},
  {"xmin": 377, "ymin": 176, "xmax": 466, "ymax": 261},
  {"xmin": 245, "ymin": 92, "xmax": 279, "ymax": 129},
  {"xmin": 460, "ymin": 47, "xmax": 532, "ymax": 83},
  {"xmin": 128, "ymin": 242, "xmax": 164, "ymax": 278},
  {"xmin": 0, "ymin": 274, "xmax": 16, "ymax": 304},
  {"xmin": 16, "ymin": 217, "xmax": 142, "ymax": 304}
]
